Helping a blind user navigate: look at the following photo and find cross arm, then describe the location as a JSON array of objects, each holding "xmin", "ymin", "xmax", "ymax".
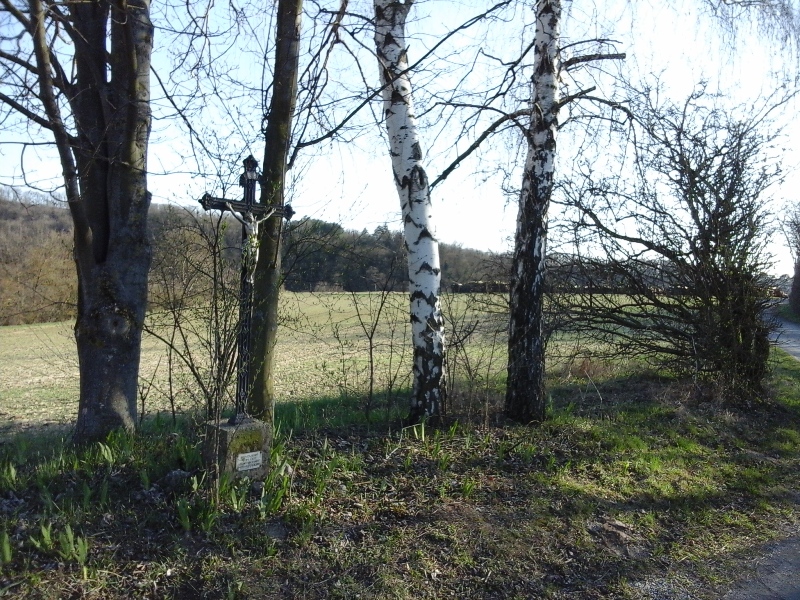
[{"xmin": 199, "ymin": 193, "xmax": 295, "ymax": 219}]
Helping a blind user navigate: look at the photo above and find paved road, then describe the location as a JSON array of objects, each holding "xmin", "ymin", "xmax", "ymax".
[
  {"xmin": 720, "ymin": 317, "xmax": 800, "ymax": 600},
  {"xmin": 773, "ymin": 317, "xmax": 800, "ymax": 362},
  {"xmin": 722, "ymin": 534, "xmax": 800, "ymax": 599}
]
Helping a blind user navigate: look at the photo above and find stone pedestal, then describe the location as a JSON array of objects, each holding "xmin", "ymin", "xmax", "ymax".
[{"xmin": 204, "ymin": 417, "xmax": 271, "ymax": 480}]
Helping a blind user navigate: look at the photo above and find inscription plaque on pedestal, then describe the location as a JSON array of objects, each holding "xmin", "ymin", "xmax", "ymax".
[
  {"xmin": 204, "ymin": 417, "xmax": 270, "ymax": 480},
  {"xmin": 236, "ymin": 451, "xmax": 263, "ymax": 471}
]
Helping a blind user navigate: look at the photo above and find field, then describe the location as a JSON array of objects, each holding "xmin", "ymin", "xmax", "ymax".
[
  {"xmin": 1, "ymin": 294, "xmax": 799, "ymax": 598},
  {"xmin": 0, "ymin": 292, "xmax": 509, "ymax": 435}
]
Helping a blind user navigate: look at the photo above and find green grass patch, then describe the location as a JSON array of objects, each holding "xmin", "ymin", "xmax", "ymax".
[
  {"xmin": 2, "ymin": 296, "xmax": 800, "ymax": 597},
  {"xmin": 776, "ymin": 302, "xmax": 800, "ymax": 325},
  {"xmin": 0, "ymin": 348, "xmax": 798, "ymax": 598}
]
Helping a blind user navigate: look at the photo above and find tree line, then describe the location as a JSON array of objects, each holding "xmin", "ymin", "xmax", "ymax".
[{"xmin": 0, "ymin": 189, "xmax": 497, "ymax": 326}]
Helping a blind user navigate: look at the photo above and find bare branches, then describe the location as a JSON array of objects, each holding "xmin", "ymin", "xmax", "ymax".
[
  {"xmin": 287, "ymin": 0, "xmax": 351, "ymax": 168},
  {"xmin": 561, "ymin": 52, "xmax": 626, "ymax": 72},
  {"xmin": 288, "ymin": 0, "xmax": 513, "ymax": 163},
  {"xmin": 422, "ymin": 29, "xmax": 627, "ymax": 194},
  {"xmin": 0, "ymin": 90, "xmax": 53, "ymax": 131},
  {"xmin": 430, "ymin": 109, "xmax": 528, "ymax": 190},
  {"xmin": 0, "ymin": 0, "xmax": 31, "ymax": 28},
  {"xmin": 0, "ymin": 50, "xmax": 37, "ymax": 76},
  {"xmin": 27, "ymin": 0, "xmax": 78, "ymax": 198},
  {"xmin": 556, "ymin": 87, "xmax": 782, "ymax": 395}
]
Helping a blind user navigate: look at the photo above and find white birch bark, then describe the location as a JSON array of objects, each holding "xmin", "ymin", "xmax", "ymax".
[
  {"xmin": 506, "ymin": 0, "xmax": 561, "ymax": 422},
  {"xmin": 374, "ymin": 0, "xmax": 446, "ymax": 421}
]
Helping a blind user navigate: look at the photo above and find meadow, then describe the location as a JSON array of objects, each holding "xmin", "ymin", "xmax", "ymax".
[
  {"xmin": 0, "ymin": 292, "xmax": 509, "ymax": 434},
  {"xmin": 1, "ymin": 293, "xmax": 799, "ymax": 598}
]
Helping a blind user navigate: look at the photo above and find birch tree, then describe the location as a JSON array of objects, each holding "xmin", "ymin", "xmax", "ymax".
[
  {"xmin": 0, "ymin": 0, "xmax": 153, "ymax": 442},
  {"xmin": 396, "ymin": 1, "xmax": 623, "ymax": 423},
  {"xmin": 505, "ymin": 0, "xmax": 561, "ymax": 422},
  {"xmin": 375, "ymin": 0, "xmax": 446, "ymax": 422}
]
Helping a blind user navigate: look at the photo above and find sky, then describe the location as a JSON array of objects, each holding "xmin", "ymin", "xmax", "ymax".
[
  {"xmin": 1, "ymin": 0, "xmax": 798, "ymax": 275},
  {"xmin": 286, "ymin": 0, "xmax": 800, "ymax": 275}
]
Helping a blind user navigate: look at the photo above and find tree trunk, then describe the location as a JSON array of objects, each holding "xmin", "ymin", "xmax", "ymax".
[
  {"xmin": 375, "ymin": 0, "xmax": 446, "ymax": 423},
  {"xmin": 19, "ymin": 0, "xmax": 154, "ymax": 443},
  {"xmin": 249, "ymin": 0, "xmax": 303, "ymax": 421},
  {"xmin": 73, "ymin": 235, "xmax": 151, "ymax": 441},
  {"xmin": 505, "ymin": 0, "xmax": 561, "ymax": 423},
  {"xmin": 72, "ymin": 0, "xmax": 153, "ymax": 442},
  {"xmin": 790, "ymin": 261, "xmax": 800, "ymax": 316}
]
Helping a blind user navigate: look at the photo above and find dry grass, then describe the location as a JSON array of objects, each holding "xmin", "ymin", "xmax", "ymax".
[
  {"xmin": 0, "ymin": 292, "xmax": 507, "ymax": 435},
  {"xmin": 0, "ymin": 321, "xmax": 78, "ymax": 434}
]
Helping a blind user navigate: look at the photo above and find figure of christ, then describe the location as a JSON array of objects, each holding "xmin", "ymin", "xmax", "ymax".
[{"xmin": 226, "ymin": 203, "xmax": 276, "ymax": 284}]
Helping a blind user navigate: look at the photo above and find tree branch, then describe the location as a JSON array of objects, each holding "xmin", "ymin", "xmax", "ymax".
[
  {"xmin": 561, "ymin": 52, "xmax": 626, "ymax": 72},
  {"xmin": 0, "ymin": 50, "xmax": 39, "ymax": 77},
  {"xmin": 289, "ymin": 0, "xmax": 512, "ymax": 163},
  {"xmin": 569, "ymin": 94, "xmax": 634, "ymax": 121},
  {"xmin": 0, "ymin": 92, "xmax": 54, "ymax": 130},
  {"xmin": 151, "ymin": 66, "xmax": 218, "ymax": 167},
  {"xmin": 557, "ymin": 86, "xmax": 596, "ymax": 108},
  {"xmin": 28, "ymin": 0, "xmax": 90, "ymax": 277},
  {"xmin": 430, "ymin": 109, "xmax": 528, "ymax": 190},
  {"xmin": 0, "ymin": 0, "xmax": 31, "ymax": 28}
]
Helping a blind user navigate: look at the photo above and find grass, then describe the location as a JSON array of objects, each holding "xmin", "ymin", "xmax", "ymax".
[
  {"xmin": 776, "ymin": 301, "xmax": 800, "ymax": 325},
  {"xmin": 0, "ymin": 292, "xmax": 507, "ymax": 435},
  {"xmin": 0, "ymin": 321, "xmax": 79, "ymax": 434},
  {"xmin": 0, "ymin": 344, "xmax": 799, "ymax": 597},
  {"xmin": 1, "ymin": 294, "xmax": 800, "ymax": 597}
]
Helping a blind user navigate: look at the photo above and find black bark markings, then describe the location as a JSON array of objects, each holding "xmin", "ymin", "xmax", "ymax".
[{"xmin": 505, "ymin": 0, "xmax": 560, "ymax": 424}]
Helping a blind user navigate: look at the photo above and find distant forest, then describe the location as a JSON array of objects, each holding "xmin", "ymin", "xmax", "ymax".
[{"xmin": 0, "ymin": 187, "xmax": 501, "ymax": 325}]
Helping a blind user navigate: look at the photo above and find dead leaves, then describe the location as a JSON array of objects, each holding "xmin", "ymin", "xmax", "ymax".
[{"xmin": 588, "ymin": 516, "xmax": 649, "ymax": 560}]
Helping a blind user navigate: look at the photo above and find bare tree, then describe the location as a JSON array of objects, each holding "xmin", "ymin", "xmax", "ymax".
[
  {"xmin": 701, "ymin": 0, "xmax": 798, "ymax": 37},
  {"xmin": 374, "ymin": 0, "xmax": 446, "ymax": 423},
  {"xmin": 249, "ymin": 0, "xmax": 304, "ymax": 422},
  {"xmin": 502, "ymin": 1, "xmax": 634, "ymax": 423},
  {"xmin": 0, "ymin": 0, "xmax": 154, "ymax": 442},
  {"xmin": 145, "ymin": 206, "xmax": 240, "ymax": 424},
  {"xmin": 395, "ymin": 0, "xmax": 626, "ymax": 423},
  {"xmin": 784, "ymin": 205, "xmax": 800, "ymax": 315},
  {"xmin": 154, "ymin": 0, "xmax": 375, "ymax": 427},
  {"xmin": 557, "ymin": 87, "xmax": 783, "ymax": 401},
  {"xmin": 502, "ymin": 0, "xmax": 563, "ymax": 423}
]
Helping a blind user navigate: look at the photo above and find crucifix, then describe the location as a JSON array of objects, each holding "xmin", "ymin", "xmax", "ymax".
[{"xmin": 199, "ymin": 155, "xmax": 294, "ymax": 425}]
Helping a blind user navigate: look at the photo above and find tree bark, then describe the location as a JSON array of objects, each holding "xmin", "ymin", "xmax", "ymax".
[
  {"xmin": 16, "ymin": 0, "xmax": 154, "ymax": 443},
  {"xmin": 790, "ymin": 262, "xmax": 800, "ymax": 316},
  {"xmin": 375, "ymin": 0, "xmax": 446, "ymax": 423},
  {"xmin": 505, "ymin": 0, "xmax": 561, "ymax": 423},
  {"xmin": 249, "ymin": 0, "xmax": 303, "ymax": 421}
]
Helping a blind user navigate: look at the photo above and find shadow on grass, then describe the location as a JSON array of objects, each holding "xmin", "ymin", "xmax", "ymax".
[
  {"xmin": 274, "ymin": 389, "xmax": 409, "ymax": 434},
  {"xmin": 0, "ymin": 350, "xmax": 798, "ymax": 598}
]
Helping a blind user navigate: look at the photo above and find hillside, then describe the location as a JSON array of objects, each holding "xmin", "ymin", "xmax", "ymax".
[
  {"xmin": 0, "ymin": 188, "xmax": 75, "ymax": 325},
  {"xmin": 0, "ymin": 188, "xmax": 501, "ymax": 325}
]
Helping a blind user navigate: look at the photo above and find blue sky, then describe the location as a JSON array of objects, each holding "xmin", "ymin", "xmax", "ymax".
[{"xmin": 1, "ymin": 0, "xmax": 797, "ymax": 274}]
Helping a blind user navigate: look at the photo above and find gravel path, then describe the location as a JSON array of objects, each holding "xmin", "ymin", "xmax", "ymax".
[{"xmin": 774, "ymin": 317, "xmax": 800, "ymax": 362}]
